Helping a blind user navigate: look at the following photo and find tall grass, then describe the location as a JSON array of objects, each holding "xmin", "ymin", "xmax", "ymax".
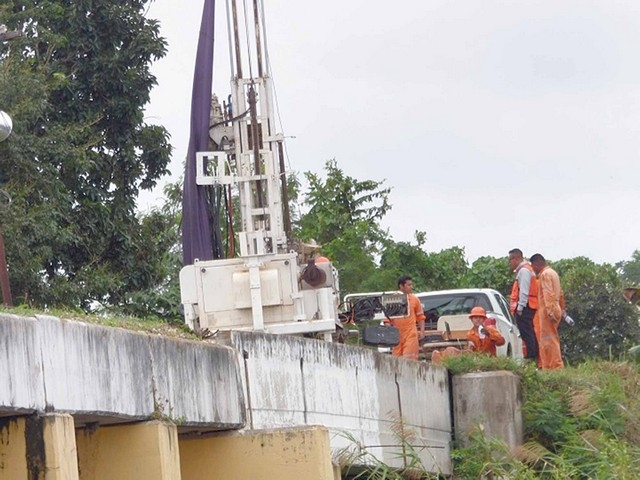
[{"xmin": 443, "ymin": 355, "xmax": 640, "ymax": 479}]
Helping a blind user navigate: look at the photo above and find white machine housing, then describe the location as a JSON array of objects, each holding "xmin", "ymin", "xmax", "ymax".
[{"xmin": 180, "ymin": 254, "xmax": 338, "ymax": 336}]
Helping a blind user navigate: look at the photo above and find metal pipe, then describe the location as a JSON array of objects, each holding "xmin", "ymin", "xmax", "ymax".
[
  {"xmin": 247, "ymin": 86, "xmax": 264, "ymax": 209},
  {"xmin": 278, "ymin": 141, "xmax": 292, "ymax": 247},
  {"xmin": 252, "ymin": 0, "xmax": 264, "ymax": 78},
  {"xmin": 230, "ymin": 0, "xmax": 243, "ymax": 78}
]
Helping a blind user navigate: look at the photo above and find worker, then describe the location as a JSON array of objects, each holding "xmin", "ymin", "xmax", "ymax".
[
  {"xmin": 466, "ymin": 306, "xmax": 505, "ymax": 356},
  {"xmin": 508, "ymin": 248, "xmax": 540, "ymax": 363},
  {"xmin": 387, "ymin": 275, "xmax": 426, "ymax": 361},
  {"xmin": 530, "ymin": 253, "xmax": 565, "ymax": 369}
]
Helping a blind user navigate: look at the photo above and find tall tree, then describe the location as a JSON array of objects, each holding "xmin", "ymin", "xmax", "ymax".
[
  {"xmin": 298, "ymin": 159, "xmax": 391, "ymax": 295},
  {"xmin": 376, "ymin": 236, "xmax": 468, "ymax": 293},
  {"xmin": 0, "ymin": 1, "xmax": 171, "ymax": 309},
  {"xmin": 553, "ymin": 257, "xmax": 640, "ymax": 363},
  {"xmin": 618, "ymin": 250, "xmax": 640, "ymax": 286},
  {"xmin": 461, "ymin": 256, "xmax": 513, "ymax": 297}
]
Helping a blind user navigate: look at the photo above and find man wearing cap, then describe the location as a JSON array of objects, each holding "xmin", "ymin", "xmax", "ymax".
[{"xmin": 466, "ymin": 306, "xmax": 505, "ymax": 356}]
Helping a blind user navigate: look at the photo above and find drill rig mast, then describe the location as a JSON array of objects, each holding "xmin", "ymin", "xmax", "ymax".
[{"xmin": 179, "ymin": 0, "xmax": 338, "ymax": 339}]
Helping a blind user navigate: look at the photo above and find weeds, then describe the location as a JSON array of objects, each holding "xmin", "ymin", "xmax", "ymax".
[
  {"xmin": 447, "ymin": 356, "xmax": 640, "ymax": 479},
  {"xmin": 334, "ymin": 424, "xmax": 441, "ymax": 479}
]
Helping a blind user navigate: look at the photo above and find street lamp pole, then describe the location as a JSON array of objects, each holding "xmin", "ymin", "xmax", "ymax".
[
  {"xmin": 0, "ymin": 110, "xmax": 13, "ymax": 306},
  {"xmin": 0, "ymin": 26, "xmax": 23, "ymax": 307}
]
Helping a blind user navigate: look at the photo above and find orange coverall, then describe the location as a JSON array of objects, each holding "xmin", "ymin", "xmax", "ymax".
[
  {"xmin": 466, "ymin": 325, "xmax": 505, "ymax": 356},
  {"xmin": 537, "ymin": 266, "xmax": 565, "ymax": 369},
  {"xmin": 391, "ymin": 294, "xmax": 426, "ymax": 360}
]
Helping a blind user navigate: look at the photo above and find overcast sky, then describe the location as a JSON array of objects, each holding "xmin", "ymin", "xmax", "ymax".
[{"xmin": 143, "ymin": 0, "xmax": 640, "ymax": 265}]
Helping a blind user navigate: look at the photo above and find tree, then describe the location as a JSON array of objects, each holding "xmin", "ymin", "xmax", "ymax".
[
  {"xmin": 424, "ymin": 246, "xmax": 468, "ymax": 291},
  {"xmin": 376, "ymin": 239, "xmax": 469, "ymax": 292},
  {"xmin": 0, "ymin": 1, "xmax": 171, "ymax": 310},
  {"xmin": 298, "ymin": 159, "xmax": 391, "ymax": 295},
  {"xmin": 116, "ymin": 182, "xmax": 182, "ymax": 320},
  {"xmin": 619, "ymin": 250, "xmax": 640, "ymax": 286},
  {"xmin": 462, "ymin": 256, "xmax": 513, "ymax": 297},
  {"xmin": 553, "ymin": 257, "xmax": 640, "ymax": 363}
]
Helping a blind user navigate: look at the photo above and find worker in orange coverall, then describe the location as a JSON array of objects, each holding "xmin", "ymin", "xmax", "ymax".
[
  {"xmin": 530, "ymin": 253, "xmax": 565, "ymax": 369},
  {"xmin": 466, "ymin": 306, "xmax": 505, "ymax": 356},
  {"xmin": 388, "ymin": 275, "xmax": 425, "ymax": 360}
]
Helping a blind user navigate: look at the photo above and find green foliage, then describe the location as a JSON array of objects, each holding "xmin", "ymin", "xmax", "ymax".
[
  {"xmin": 437, "ymin": 351, "xmax": 521, "ymax": 375},
  {"xmin": 618, "ymin": 249, "xmax": 640, "ymax": 286},
  {"xmin": 423, "ymin": 246, "xmax": 468, "ymax": 290},
  {"xmin": 451, "ymin": 360, "xmax": 640, "ymax": 479},
  {"xmin": 298, "ymin": 159, "xmax": 391, "ymax": 294},
  {"xmin": 461, "ymin": 255, "xmax": 513, "ymax": 297},
  {"xmin": 452, "ymin": 428, "xmax": 545, "ymax": 479},
  {"xmin": 552, "ymin": 257, "xmax": 640, "ymax": 363},
  {"xmin": 0, "ymin": 0, "xmax": 172, "ymax": 312}
]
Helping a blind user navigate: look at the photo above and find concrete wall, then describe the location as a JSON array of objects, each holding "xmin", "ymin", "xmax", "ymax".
[
  {"xmin": 221, "ymin": 332, "xmax": 452, "ymax": 475},
  {"xmin": 0, "ymin": 313, "xmax": 245, "ymax": 429},
  {"xmin": 0, "ymin": 313, "xmax": 460, "ymax": 475}
]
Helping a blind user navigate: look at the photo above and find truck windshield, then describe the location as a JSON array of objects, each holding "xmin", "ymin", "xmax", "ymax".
[{"xmin": 419, "ymin": 293, "xmax": 492, "ymax": 329}]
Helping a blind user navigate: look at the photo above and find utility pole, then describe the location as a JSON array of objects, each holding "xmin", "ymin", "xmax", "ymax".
[
  {"xmin": 0, "ymin": 27, "xmax": 20, "ymax": 306},
  {"xmin": 0, "ymin": 111, "xmax": 12, "ymax": 306}
]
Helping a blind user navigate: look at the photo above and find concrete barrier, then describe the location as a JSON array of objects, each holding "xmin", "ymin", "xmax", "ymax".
[
  {"xmin": 452, "ymin": 370, "xmax": 523, "ymax": 450},
  {"xmin": 221, "ymin": 331, "xmax": 452, "ymax": 475},
  {"xmin": 0, "ymin": 313, "xmax": 455, "ymax": 475},
  {"xmin": 0, "ymin": 313, "xmax": 245, "ymax": 429}
]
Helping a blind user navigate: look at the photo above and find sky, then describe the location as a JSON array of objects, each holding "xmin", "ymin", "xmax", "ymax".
[{"xmin": 142, "ymin": 0, "xmax": 640, "ymax": 265}]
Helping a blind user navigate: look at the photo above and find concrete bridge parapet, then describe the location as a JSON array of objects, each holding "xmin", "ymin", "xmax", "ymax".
[{"xmin": 0, "ymin": 313, "xmax": 245, "ymax": 429}]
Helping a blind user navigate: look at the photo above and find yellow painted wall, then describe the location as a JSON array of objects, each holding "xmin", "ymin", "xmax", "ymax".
[
  {"xmin": 179, "ymin": 425, "xmax": 338, "ymax": 480},
  {"xmin": 0, "ymin": 417, "xmax": 27, "ymax": 480},
  {"xmin": 76, "ymin": 421, "xmax": 180, "ymax": 480}
]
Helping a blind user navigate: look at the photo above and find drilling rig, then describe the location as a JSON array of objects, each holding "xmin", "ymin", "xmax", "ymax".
[{"xmin": 179, "ymin": 0, "xmax": 339, "ymax": 340}]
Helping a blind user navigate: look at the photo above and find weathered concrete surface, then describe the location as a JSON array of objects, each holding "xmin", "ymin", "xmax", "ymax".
[
  {"xmin": 0, "ymin": 314, "xmax": 45, "ymax": 414},
  {"xmin": 220, "ymin": 332, "xmax": 452, "ymax": 475},
  {"xmin": 452, "ymin": 371, "xmax": 523, "ymax": 450},
  {"xmin": 0, "ymin": 313, "xmax": 245, "ymax": 429},
  {"xmin": 0, "ymin": 416, "xmax": 28, "ymax": 479},
  {"xmin": 1, "ymin": 313, "xmax": 455, "ymax": 475},
  {"xmin": 0, "ymin": 413, "xmax": 79, "ymax": 479}
]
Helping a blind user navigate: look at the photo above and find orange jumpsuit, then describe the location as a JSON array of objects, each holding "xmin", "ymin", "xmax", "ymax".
[
  {"xmin": 537, "ymin": 266, "xmax": 565, "ymax": 369},
  {"xmin": 391, "ymin": 294, "xmax": 426, "ymax": 360},
  {"xmin": 466, "ymin": 325, "xmax": 505, "ymax": 356}
]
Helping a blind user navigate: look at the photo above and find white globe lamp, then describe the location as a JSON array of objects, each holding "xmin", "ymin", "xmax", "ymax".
[{"xmin": 0, "ymin": 110, "xmax": 12, "ymax": 142}]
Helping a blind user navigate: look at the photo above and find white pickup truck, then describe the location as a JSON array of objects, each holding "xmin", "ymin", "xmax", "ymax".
[
  {"xmin": 341, "ymin": 288, "xmax": 523, "ymax": 360},
  {"xmin": 417, "ymin": 288, "xmax": 523, "ymax": 359}
]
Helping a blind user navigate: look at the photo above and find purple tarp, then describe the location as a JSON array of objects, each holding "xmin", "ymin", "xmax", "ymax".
[{"xmin": 182, "ymin": 0, "xmax": 216, "ymax": 265}]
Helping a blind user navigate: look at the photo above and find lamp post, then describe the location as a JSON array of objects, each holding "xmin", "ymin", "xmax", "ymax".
[{"xmin": 0, "ymin": 110, "xmax": 13, "ymax": 306}]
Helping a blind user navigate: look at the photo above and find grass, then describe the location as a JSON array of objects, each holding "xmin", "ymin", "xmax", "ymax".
[
  {"xmin": 0, "ymin": 304, "xmax": 201, "ymax": 340},
  {"xmin": 443, "ymin": 354, "xmax": 640, "ymax": 479}
]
